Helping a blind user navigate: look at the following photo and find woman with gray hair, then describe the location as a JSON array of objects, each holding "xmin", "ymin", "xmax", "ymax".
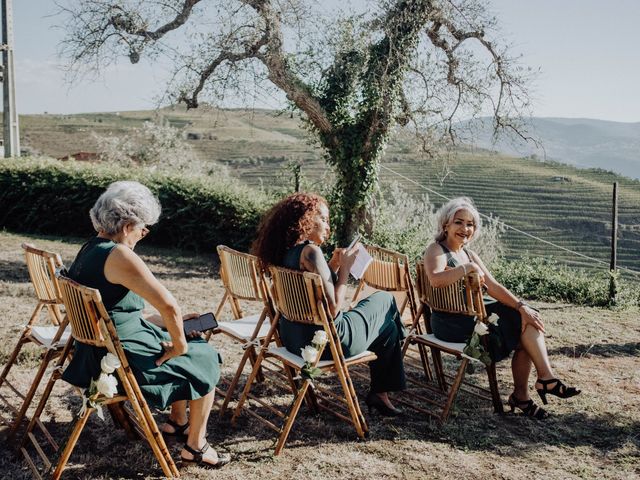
[
  {"xmin": 423, "ymin": 197, "xmax": 579, "ymax": 419},
  {"xmin": 62, "ymin": 181, "xmax": 230, "ymax": 469}
]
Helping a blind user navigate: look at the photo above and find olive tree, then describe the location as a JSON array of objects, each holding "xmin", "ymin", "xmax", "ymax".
[{"xmin": 58, "ymin": 0, "xmax": 532, "ymax": 243}]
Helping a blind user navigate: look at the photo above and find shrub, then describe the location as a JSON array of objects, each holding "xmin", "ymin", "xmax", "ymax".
[
  {"xmin": 492, "ymin": 256, "xmax": 639, "ymax": 307},
  {"xmin": 0, "ymin": 157, "xmax": 268, "ymax": 252}
]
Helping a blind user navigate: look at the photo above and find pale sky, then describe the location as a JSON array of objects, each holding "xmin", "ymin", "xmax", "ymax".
[{"xmin": 10, "ymin": 0, "xmax": 640, "ymax": 122}]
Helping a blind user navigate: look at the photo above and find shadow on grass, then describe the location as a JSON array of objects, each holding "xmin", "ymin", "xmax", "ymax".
[
  {"xmin": 549, "ymin": 342, "xmax": 640, "ymax": 358},
  {"xmin": 0, "ymin": 260, "xmax": 30, "ymax": 283}
]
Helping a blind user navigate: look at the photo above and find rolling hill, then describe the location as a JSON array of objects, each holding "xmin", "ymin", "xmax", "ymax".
[{"xmin": 15, "ymin": 107, "xmax": 640, "ymax": 274}]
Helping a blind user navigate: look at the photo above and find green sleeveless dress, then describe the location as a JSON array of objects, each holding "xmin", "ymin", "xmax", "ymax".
[
  {"xmin": 61, "ymin": 237, "xmax": 220, "ymax": 409},
  {"xmin": 278, "ymin": 242, "xmax": 406, "ymax": 393},
  {"xmin": 429, "ymin": 242, "xmax": 521, "ymax": 362}
]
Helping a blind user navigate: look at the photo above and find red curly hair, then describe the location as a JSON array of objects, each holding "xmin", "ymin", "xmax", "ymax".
[{"xmin": 252, "ymin": 192, "xmax": 328, "ymax": 269}]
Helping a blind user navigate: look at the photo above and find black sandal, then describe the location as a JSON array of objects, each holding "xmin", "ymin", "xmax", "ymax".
[
  {"xmin": 536, "ymin": 378, "xmax": 581, "ymax": 405},
  {"xmin": 181, "ymin": 442, "xmax": 231, "ymax": 469},
  {"xmin": 161, "ymin": 418, "xmax": 189, "ymax": 441},
  {"xmin": 508, "ymin": 393, "xmax": 549, "ymax": 420}
]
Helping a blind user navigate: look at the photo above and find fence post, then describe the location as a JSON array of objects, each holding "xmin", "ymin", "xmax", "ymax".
[{"xmin": 609, "ymin": 182, "xmax": 618, "ymax": 304}]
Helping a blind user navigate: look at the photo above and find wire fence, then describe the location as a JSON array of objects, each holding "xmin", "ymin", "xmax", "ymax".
[{"xmin": 377, "ymin": 161, "xmax": 640, "ymax": 278}]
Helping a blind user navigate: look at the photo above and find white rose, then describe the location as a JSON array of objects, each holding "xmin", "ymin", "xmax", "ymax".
[
  {"xmin": 95, "ymin": 373, "xmax": 119, "ymax": 398},
  {"xmin": 100, "ymin": 352, "xmax": 121, "ymax": 374},
  {"xmin": 300, "ymin": 345, "xmax": 319, "ymax": 364},
  {"xmin": 488, "ymin": 316, "xmax": 499, "ymax": 326},
  {"xmin": 473, "ymin": 322, "xmax": 489, "ymax": 336},
  {"xmin": 312, "ymin": 330, "xmax": 328, "ymax": 346}
]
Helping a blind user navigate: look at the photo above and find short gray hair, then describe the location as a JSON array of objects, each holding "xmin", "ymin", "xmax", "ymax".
[
  {"xmin": 434, "ymin": 196, "xmax": 481, "ymax": 242},
  {"xmin": 90, "ymin": 181, "xmax": 161, "ymax": 235}
]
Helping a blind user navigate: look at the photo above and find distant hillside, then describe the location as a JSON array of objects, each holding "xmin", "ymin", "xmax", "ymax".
[
  {"xmin": 463, "ymin": 117, "xmax": 640, "ymax": 180},
  {"xmin": 14, "ymin": 107, "xmax": 640, "ymax": 274}
]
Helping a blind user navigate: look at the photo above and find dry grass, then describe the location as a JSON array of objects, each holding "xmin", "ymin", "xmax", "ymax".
[{"xmin": 0, "ymin": 231, "xmax": 638, "ymax": 480}]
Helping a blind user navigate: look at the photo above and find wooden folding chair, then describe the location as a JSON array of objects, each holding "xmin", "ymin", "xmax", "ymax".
[
  {"xmin": 232, "ymin": 266, "xmax": 375, "ymax": 455},
  {"xmin": 0, "ymin": 243, "xmax": 71, "ymax": 437},
  {"xmin": 208, "ymin": 245, "xmax": 274, "ymax": 416},
  {"xmin": 402, "ymin": 264, "xmax": 503, "ymax": 422},
  {"xmin": 20, "ymin": 276, "xmax": 179, "ymax": 479},
  {"xmin": 350, "ymin": 244, "xmax": 432, "ymax": 381}
]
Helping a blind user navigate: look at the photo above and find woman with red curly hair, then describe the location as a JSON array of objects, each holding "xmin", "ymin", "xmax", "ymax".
[{"xmin": 253, "ymin": 193, "xmax": 406, "ymax": 416}]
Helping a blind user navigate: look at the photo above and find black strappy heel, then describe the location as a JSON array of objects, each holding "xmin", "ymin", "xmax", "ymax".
[
  {"xmin": 161, "ymin": 418, "xmax": 189, "ymax": 441},
  {"xmin": 181, "ymin": 442, "xmax": 231, "ymax": 469},
  {"xmin": 536, "ymin": 378, "xmax": 581, "ymax": 405},
  {"xmin": 508, "ymin": 394, "xmax": 549, "ymax": 420}
]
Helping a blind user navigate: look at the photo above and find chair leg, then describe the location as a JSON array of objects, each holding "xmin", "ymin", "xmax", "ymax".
[
  {"xmin": 231, "ymin": 347, "xmax": 268, "ymax": 425},
  {"xmin": 0, "ymin": 302, "xmax": 43, "ymax": 389},
  {"xmin": 441, "ymin": 358, "xmax": 469, "ymax": 422},
  {"xmin": 7, "ymin": 347, "xmax": 59, "ymax": 438},
  {"xmin": 486, "ymin": 362, "xmax": 504, "ymax": 414},
  {"xmin": 51, "ymin": 408, "xmax": 93, "ymax": 480},
  {"xmin": 430, "ymin": 348, "xmax": 447, "ymax": 392},
  {"xmin": 274, "ymin": 379, "xmax": 312, "ymax": 456},
  {"xmin": 219, "ymin": 344, "xmax": 255, "ymax": 417}
]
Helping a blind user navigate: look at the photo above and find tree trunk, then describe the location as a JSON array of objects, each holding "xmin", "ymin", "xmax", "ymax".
[{"xmin": 329, "ymin": 152, "xmax": 379, "ymax": 246}]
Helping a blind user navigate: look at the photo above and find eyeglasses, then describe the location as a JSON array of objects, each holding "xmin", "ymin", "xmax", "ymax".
[{"xmin": 140, "ymin": 225, "xmax": 150, "ymax": 238}]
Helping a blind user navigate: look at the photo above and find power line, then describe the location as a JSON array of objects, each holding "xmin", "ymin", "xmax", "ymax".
[{"xmin": 379, "ymin": 163, "xmax": 640, "ymax": 277}]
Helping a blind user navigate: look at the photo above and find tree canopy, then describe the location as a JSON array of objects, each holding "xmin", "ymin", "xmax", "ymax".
[{"xmin": 59, "ymin": 0, "xmax": 533, "ymax": 243}]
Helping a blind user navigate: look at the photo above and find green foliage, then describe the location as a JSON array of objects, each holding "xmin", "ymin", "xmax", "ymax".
[
  {"xmin": 0, "ymin": 157, "xmax": 268, "ymax": 252},
  {"xmin": 493, "ymin": 256, "xmax": 640, "ymax": 307}
]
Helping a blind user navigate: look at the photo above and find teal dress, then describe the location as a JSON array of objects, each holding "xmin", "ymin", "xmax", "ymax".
[
  {"xmin": 428, "ymin": 242, "xmax": 522, "ymax": 362},
  {"xmin": 62, "ymin": 237, "xmax": 220, "ymax": 409},
  {"xmin": 278, "ymin": 242, "xmax": 406, "ymax": 393}
]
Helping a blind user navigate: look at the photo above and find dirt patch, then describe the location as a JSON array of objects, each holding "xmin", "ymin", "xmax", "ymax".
[{"xmin": 0, "ymin": 231, "xmax": 638, "ymax": 479}]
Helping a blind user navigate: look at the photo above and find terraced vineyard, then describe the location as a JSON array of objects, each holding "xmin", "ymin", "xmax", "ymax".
[{"xmin": 18, "ymin": 108, "xmax": 640, "ymax": 274}]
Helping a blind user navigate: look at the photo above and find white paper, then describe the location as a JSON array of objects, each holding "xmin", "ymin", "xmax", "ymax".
[{"xmin": 349, "ymin": 244, "xmax": 373, "ymax": 280}]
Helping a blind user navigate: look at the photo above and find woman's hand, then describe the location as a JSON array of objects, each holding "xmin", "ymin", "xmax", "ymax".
[
  {"xmin": 182, "ymin": 312, "xmax": 205, "ymax": 340},
  {"xmin": 338, "ymin": 244, "xmax": 359, "ymax": 273},
  {"xmin": 155, "ymin": 340, "xmax": 188, "ymax": 366},
  {"xmin": 328, "ymin": 248, "xmax": 344, "ymax": 272},
  {"xmin": 463, "ymin": 261, "xmax": 485, "ymax": 284},
  {"xmin": 520, "ymin": 305, "xmax": 546, "ymax": 334}
]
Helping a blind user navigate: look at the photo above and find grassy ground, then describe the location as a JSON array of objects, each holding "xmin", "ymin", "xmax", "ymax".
[{"xmin": 0, "ymin": 231, "xmax": 638, "ymax": 479}]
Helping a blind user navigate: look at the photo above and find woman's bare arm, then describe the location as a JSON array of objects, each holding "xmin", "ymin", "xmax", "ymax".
[{"xmin": 103, "ymin": 245, "xmax": 189, "ymax": 362}]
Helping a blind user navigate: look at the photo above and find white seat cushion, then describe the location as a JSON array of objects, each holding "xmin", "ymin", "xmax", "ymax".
[
  {"xmin": 30, "ymin": 325, "xmax": 71, "ymax": 348},
  {"xmin": 267, "ymin": 345, "xmax": 374, "ymax": 369},
  {"xmin": 218, "ymin": 314, "xmax": 271, "ymax": 341},
  {"xmin": 415, "ymin": 333, "xmax": 484, "ymax": 363}
]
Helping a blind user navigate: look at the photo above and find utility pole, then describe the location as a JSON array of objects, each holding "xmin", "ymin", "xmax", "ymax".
[{"xmin": 1, "ymin": 0, "xmax": 19, "ymax": 157}]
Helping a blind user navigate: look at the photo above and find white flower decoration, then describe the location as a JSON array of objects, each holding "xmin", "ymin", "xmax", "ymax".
[
  {"xmin": 312, "ymin": 330, "xmax": 328, "ymax": 346},
  {"xmin": 100, "ymin": 352, "xmax": 121, "ymax": 374},
  {"xmin": 473, "ymin": 322, "xmax": 489, "ymax": 336},
  {"xmin": 301, "ymin": 345, "xmax": 319, "ymax": 364},
  {"xmin": 487, "ymin": 316, "xmax": 499, "ymax": 326},
  {"xmin": 95, "ymin": 373, "xmax": 118, "ymax": 398}
]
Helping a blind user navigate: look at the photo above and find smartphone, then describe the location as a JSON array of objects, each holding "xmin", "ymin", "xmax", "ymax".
[
  {"xmin": 346, "ymin": 233, "xmax": 362, "ymax": 250},
  {"xmin": 183, "ymin": 312, "xmax": 218, "ymax": 335}
]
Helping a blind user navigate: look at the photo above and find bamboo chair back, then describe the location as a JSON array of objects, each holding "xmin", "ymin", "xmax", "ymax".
[
  {"xmin": 22, "ymin": 243, "xmax": 64, "ymax": 325},
  {"xmin": 361, "ymin": 244, "xmax": 411, "ymax": 292},
  {"xmin": 218, "ymin": 245, "xmax": 267, "ymax": 303},
  {"xmin": 416, "ymin": 262, "xmax": 486, "ymax": 319},
  {"xmin": 269, "ymin": 266, "xmax": 325, "ymax": 326},
  {"xmin": 58, "ymin": 277, "xmax": 106, "ymax": 347},
  {"xmin": 352, "ymin": 244, "xmax": 417, "ymax": 319}
]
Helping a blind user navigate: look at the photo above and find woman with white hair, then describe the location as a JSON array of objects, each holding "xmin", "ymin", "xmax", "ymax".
[
  {"xmin": 423, "ymin": 197, "xmax": 580, "ymax": 419},
  {"xmin": 62, "ymin": 181, "xmax": 230, "ymax": 468}
]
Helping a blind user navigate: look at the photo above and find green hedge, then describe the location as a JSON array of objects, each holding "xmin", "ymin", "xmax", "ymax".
[{"xmin": 0, "ymin": 157, "xmax": 269, "ymax": 252}]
